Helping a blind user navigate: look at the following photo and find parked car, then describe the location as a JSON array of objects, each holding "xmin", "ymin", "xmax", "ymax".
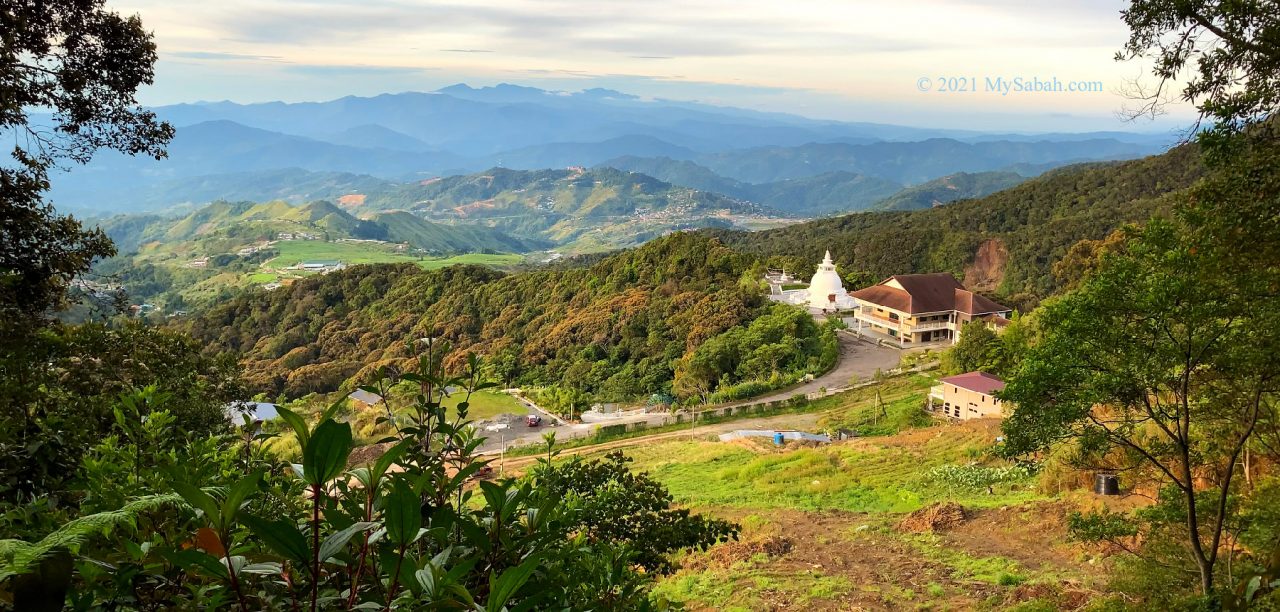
[{"xmin": 526, "ymin": 414, "xmax": 542, "ymax": 427}]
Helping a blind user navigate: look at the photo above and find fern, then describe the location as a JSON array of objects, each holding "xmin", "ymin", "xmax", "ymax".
[{"xmin": 0, "ymin": 493, "xmax": 183, "ymax": 580}]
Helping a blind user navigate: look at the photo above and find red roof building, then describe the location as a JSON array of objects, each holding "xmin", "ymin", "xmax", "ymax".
[
  {"xmin": 930, "ymin": 371, "xmax": 1008, "ymax": 420},
  {"xmin": 848, "ymin": 273, "xmax": 1011, "ymax": 347}
]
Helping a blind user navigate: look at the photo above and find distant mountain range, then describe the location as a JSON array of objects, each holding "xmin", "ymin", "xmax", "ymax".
[
  {"xmin": 356, "ymin": 166, "xmax": 781, "ymax": 249},
  {"xmin": 47, "ymin": 84, "xmax": 1176, "ymax": 215}
]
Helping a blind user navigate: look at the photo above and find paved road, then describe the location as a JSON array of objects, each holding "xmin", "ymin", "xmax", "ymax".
[
  {"xmin": 725, "ymin": 332, "xmax": 899, "ymax": 407},
  {"xmin": 478, "ymin": 333, "xmax": 901, "ymax": 454},
  {"xmin": 491, "ymin": 382, "xmax": 928, "ymax": 473}
]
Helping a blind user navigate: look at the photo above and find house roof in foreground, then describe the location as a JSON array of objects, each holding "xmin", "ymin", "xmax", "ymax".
[
  {"xmin": 849, "ymin": 273, "xmax": 1009, "ymax": 315},
  {"xmin": 939, "ymin": 371, "xmax": 1006, "ymax": 395}
]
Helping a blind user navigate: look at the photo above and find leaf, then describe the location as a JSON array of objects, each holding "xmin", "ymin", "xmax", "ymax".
[
  {"xmin": 275, "ymin": 405, "xmax": 311, "ymax": 449},
  {"xmin": 220, "ymin": 469, "xmax": 264, "ymax": 530},
  {"xmin": 384, "ymin": 479, "xmax": 422, "ymax": 547},
  {"xmin": 318, "ymin": 521, "xmax": 376, "ymax": 563},
  {"xmin": 302, "ymin": 419, "xmax": 352, "ymax": 486},
  {"xmin": 169, "ymin": 481, "xmax": 219, "ymax": 523},
  {"xmin": 163, "ymin": 549, "xmax": 229, "ymax": 580},
  {"xmin": 320, "ymin": 396, "xmax": 347, "ymax": 423},
  {"xmin": 486, "ymin": 554, "xmax": 542, "ymax": 612},
  {"xmin": 193, "ymin": 527, "xmax": 225, "ymax": 558},
  {"xmin": 240, "ymin": 562, "xmax": 283, "ymax": 576},
  {"xmin": 241, "ymin": 515, "xmax": 310, "ymax": 566},
  {"xmin": 372, "ymin": 439, "xmax": 411, "ymax": 482}
]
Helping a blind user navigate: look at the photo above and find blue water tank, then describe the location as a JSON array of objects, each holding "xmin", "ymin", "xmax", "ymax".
[{"xmin": 773, "ymin": 432, "xmax": 785, "ymax": 446}]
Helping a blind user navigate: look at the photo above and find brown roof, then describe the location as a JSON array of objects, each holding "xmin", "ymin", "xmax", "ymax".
[
  {"xmin": 940, "ymin": 371, "xmax": 1006, "ymax": 395},
  {"xmin": 850, "ymin": 273, "xmax": 1009, "ymax": 315}
]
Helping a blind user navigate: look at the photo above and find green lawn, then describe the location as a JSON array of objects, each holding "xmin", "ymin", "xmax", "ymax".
[
  {"xmin": 440, "ymin": 389, "xmax": 525, "ymax": 420},
  {"xmin": 615, "ymin": 424, "xmax": 1037, "ymax": 513},
  {"xmin": 264, "ymin": 241, "xmax": 524, "ymax": 271},
  {"xmin": 266, "ymin": 240, "xmax": 420, "ymax": 267}
]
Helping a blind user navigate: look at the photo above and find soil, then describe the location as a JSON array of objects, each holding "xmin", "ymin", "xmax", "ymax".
[
  {"xmin": 897, "ymin": 502, "xmax": 967, "ymax": 533},
  {"xmin": 963, "ymin": 238, "xmax": 1009, "ymax": 292},
  {"xmin": 679, "ymin": 506, "xmax": 1108, "ymax": 611}
]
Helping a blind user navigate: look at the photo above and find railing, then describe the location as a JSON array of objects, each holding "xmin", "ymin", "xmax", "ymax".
[
  {"xmin": 856, "ymin": 310, "xmax": 901, "ymax": 327},
  {"xmin": 912, "ymin": 320, "xmax": 950, "ymax": 331},
  {"xmin": 929, "ymin": 385, "xmax": 945, "ymax": 400}
]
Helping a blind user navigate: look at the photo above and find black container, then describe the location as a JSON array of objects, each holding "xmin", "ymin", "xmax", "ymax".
[{"xmin": 1094, "ymin": 473, "xmax": 1120, "ymax": 495}]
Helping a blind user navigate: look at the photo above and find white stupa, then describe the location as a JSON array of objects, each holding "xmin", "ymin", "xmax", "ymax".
[{"xmin": 808, "ymin": 250, "xmax": 850, "ymax": 310}]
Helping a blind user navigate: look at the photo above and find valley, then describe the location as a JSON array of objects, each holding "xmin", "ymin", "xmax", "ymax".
[{"xmin": 8, "ymin": 0, "xmax": 1280, "ymax": 606}]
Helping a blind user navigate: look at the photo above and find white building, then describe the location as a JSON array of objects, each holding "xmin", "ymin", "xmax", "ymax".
[{"xmin": 770, "ymin": 250, "xmax": 857, "ymax": 312}]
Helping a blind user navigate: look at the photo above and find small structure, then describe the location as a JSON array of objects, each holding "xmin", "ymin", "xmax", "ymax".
[
  {"xmin": 348, "ymin": 389, "xmax": 383, "ymax": 409},
  {"xmin": 929, "ymin": 371, "xmax": 1007, "ymax": 420}
]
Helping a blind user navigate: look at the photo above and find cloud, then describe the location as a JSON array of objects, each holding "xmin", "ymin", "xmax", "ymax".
[
  {"xmin": 169, "ymin": 51, "xmax": 285, "ymax": 62},
  {"xmin": 440, "ymin": 49, "xmax": 494, "ymax": 53},
  {"xmin": 279, "ymin": 63, "xmax": 439, "ymax": 77}
]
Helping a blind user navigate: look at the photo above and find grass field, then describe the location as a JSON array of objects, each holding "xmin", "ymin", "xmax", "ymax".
[
  {"xmin": 263, "ymin": 240, "xmax": 526, "ymax": 270},
  {"xmin": 266, "ymin": 240, "xmax": 422, "ymax": 267},
  {"xmin": 616, "ymin": 420, "xmax": 1099, "ymax": 611},
  {"xmin": 439, "ymin": 389, "xmax": 524, "ymax": 420}
]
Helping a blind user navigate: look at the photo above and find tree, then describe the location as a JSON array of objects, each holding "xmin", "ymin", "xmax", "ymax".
[
  {"xmin": 529, "ymin": 451, "xmax": 737, "ymax": 573},
  {"xmin": 1, "ymin": 0, "xmax": 173, "ymax": 320},
  {"xmin": 1119, "ymin": 0, "xmax": 1280, "ymax": 142},
  {"xmin": 1001, "ymin": 215, "xmax": 1280, "ymax": 595},
  {"xmin": 941, "ymin": 321, "xmax": 1004, "ymax": 376}
]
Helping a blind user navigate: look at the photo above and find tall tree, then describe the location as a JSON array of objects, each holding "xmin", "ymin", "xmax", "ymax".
[
  {"xmin": 1000, "ymin": 214, "xmax": 1280, "ymax": 595},
  {"xmin": 1120, "ymin": 0, "xmax": 1280, "ymax": 142},
  {"xmin": 1, "ymin": 0, "xmax": 173, "ymax": 319}
]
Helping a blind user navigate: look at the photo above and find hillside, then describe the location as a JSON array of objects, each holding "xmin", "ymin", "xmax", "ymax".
[
  {"xmin": 695, "ymin": 138, "xmax": 1156, "ymax": 184},
  {"xmin": 874, "ymin": 171, "xmax": 1028, "ymax": 211},
  {"xmin": 711, "ymin": 143, "xmax": 1205, "ymax": 303},
  {"xmin": 359, "ymin": 166, "xmax": 788, "ymax": 249},
  {"xmin": 182, "ymin": 233, "xmax": 833, "ymax": 400},
  {"xmin": 102, "ymin": 199, "xmax": 539, "ymax": 256},
  {"xmin": 599, "ymin": 156, "xmax": 904, "ymax": 215}
]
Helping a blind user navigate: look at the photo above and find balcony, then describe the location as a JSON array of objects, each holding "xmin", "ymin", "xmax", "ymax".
[
  {"xmin": 912, "ymin": 320, "xmax": 951, "ymax": 331},
  {"xmin": 856, "ymin": 309, "xmax": 901, "ymax": 328}
]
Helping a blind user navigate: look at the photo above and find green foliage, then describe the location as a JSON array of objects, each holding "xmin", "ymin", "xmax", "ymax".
[
  {"xmin": 184, "ymin": 233, "xmax": 816, "ymax": 406},
  {"xmin": 530, "ymin": 451, "xmax": 738, "ymax": 573},
  {"xmin": 1, "ymin": 0, "xmax": 172, "ymax": 320},
  {"xmin": 874, "ymin": 171, "xmax": 1027, "ymax": 211},
  {"xmin": 0, "ymin": 323, "xmax": 243, "ymax": 503},
  {"xmin": 940, "ymin": 321, "xmax": 1006, "ymax": 376},
  {"xmin": 674, "ymin": 305, "xmax": 838, "ymax": 402},
  {"xmin": 0, "ymin": 339, "xmax": 731, "ymax": 609},
  {"xmin": 924, "ymin": 463, "xmax": 1037, "ymax": 493},
  {"xmin": 1119, "ymin": 0, "xmax": 1280, "ymax": 142},
  {"xmin": 1001, "ymin": 140, "xmax": 1280, "ymax": 596},
  {"xmin": 712, "ymin": 143, "xmax": 1204, "ymax": 301}
]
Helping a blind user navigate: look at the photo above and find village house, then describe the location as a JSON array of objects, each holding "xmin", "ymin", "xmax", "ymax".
[
  {"xmin": 348, "ymin": 389, "xmax": 383, "ymax": 409},
  {"xmin": 848, "ymin": 273, "xmax": 1011, "ymax": 347},
  {"xmin": 929, "ymin": 371, "xmax": 1007, "ymax": 420}
]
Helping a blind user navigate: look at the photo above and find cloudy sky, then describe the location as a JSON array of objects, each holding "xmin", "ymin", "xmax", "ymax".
[{"xmin": 115, "ymin": 0, "xmax": 1198, "ymax": 132}]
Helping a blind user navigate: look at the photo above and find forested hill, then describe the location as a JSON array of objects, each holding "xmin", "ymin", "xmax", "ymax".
[
  {"xmin": 99, "ymin": 199, "xmax": 542, "ymax": 256},
  {"xmin": 183, "ymin": 233, "xmax": 825, "ymax": 400},
  {"xmin": 710, "ymin": 143, "xmax": 1204, "ymax": 305}
]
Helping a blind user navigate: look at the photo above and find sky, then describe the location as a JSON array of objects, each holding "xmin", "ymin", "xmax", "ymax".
[{"xmin": 115, "ymin": 0, "xmax": 1199, "ymax": 133}]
